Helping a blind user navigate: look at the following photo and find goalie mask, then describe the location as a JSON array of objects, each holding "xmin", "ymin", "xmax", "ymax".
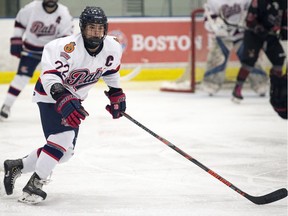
[{"xmin": 79, "ymin": 7, "xmax": 108, "ymax": 49}]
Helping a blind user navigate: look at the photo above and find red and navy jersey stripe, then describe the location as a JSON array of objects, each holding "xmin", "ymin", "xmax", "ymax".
[
  {"xmin": 102, "ymin": 65, "xmax": 120, "ymax": 76},
  {"xmin": 34, "ymin": 78, "xmax": 47, "ymax": 96}
]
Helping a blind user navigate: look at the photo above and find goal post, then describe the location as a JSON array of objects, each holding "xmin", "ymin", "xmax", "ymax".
[
  {"xmin": 160, "ymin": 8, "xmax": 205, "ymax": 93},
  {"xmin": 191, "ymin": 8, "xmax": 205, "ymax": 93}
]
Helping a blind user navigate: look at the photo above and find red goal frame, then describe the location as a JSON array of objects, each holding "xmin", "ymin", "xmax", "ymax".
[{"xmin": 191, "ymin": 8, "xmax": 205, "ymax": 93}]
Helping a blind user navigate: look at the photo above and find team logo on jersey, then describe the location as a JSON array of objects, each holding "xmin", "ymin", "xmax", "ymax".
[
  {"xmin": 30, "ymin": 21, "xmax": 56, "ymax": 37},
  {"xmin": 64, "ymin": 42, "xmax": 76, "ymax": 53},
  {"xmin": 221, "ymin": 4, "xmax": 241, "ymax": 19},
  {"xmin": 65, "ymin": 68, "xmax": 103, "ymax": 90}
]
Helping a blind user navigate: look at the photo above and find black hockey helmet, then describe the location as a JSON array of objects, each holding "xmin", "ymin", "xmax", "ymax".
[{"xmin": 79, "ymin": 6, "xmax": 108, "ymax": 49}]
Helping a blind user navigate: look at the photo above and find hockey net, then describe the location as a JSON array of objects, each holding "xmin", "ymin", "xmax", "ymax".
[
  {"xmin": 160, "ymin": 8, "xmax": 205, "ymax": 93},
  {"xmin": 160, "ymin": 8, "xmax": 283, "ymax": 93}
]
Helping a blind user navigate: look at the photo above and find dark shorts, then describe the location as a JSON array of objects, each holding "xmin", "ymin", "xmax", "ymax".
[
  {"xmin": 241, "ymin": 31, "xmax": 286, "ymax": 67},
  {"xmin": 17, "ymin": 55, "xmax": 41, "ymax": 77},
  {"xmin": 37, "ymin": 102, "xmax": 79, "ymax": 146}
]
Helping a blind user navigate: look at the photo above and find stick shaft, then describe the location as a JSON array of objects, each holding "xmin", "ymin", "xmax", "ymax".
[{"xmin": 122, "ymin": 112, "xmax": 287, "ymax": 204}]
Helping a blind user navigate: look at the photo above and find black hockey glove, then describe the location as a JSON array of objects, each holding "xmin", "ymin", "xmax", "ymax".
[
  {"xmin": 105, "ymin": 88, "xmax": 126, "ymax": 119},
  {"xmin": 270, "ymin": 73, "xmax": 287, "ymax": 119},
  {"xmin": 10, "ymin": 37, "xmax": 23, "ymax": 58}
]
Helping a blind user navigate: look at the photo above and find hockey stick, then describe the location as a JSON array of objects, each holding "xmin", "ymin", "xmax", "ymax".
[
  {"xmin": 218, "ymin": 9, "xmax": 277, "ymax": 36},
  {"xmin": 218, "ymin": 7, "xmax": 247, "ymax": 30},
  {"xmin": 21, "ymin": 51, "xmax": 42, "ymax": 60},
  {"xmin": 122, "ymin": 112, "xmax": 288, "ymax": 205}
]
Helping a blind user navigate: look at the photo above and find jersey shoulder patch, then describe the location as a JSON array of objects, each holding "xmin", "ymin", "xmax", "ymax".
[{"xmin": 64, "ymin": 42, "xmax": 76, "ymax": 53}]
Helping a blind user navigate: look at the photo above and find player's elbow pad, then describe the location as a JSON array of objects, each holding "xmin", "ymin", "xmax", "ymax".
[{"xmin": 50, "ymin": 83, "xmax": 70, "ymax": 100}]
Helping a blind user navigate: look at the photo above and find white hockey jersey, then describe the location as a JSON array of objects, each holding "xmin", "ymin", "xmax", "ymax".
[
  {"xmin": 33, "ymin": 34, "xmax": 123, "ymax": 103},
  {"xmin": 204, "ymin": 0, "xmax": 251, "ymax": 41},
  {"xmin": 12, "ymin": 0, "xmax": 73, "ymax": 53}
]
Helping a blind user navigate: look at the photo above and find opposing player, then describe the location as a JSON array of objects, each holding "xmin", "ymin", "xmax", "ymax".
[
  {"xmin": 3, "ymin": 6, "xmax": 126, "ymax": 204},
  {"xmin": 201, "ymin": 0, "xmax": 268, "ymax": 97},
  {"xmin": 233, "ymin": 0, "xmax": 287, "ymax": 117},
  {"xmin": 0, "ymin": 0, "xmax": 73, "ymax": 119}
]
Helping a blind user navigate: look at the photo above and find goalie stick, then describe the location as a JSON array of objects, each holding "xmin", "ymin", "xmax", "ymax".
[{"xmin": 122, "ymin": 112, "xmax": 287, "ymax": 205}]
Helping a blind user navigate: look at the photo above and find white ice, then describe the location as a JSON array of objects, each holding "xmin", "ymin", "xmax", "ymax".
[{"xmin": 0, "ymin": 82, "xmax": 287, "ymax": 216}]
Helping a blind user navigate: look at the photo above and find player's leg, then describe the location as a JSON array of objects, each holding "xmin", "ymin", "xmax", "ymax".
[
  {"xmin": 19, "ymin": 130, "xmax": 77, "ymax": 204},
  {"xmin": 236, "ymin": 42, "xmax": 269, "ymax": 96},
  {"xmin": 0, "ymin": 56, "xmax": 40, "ymax": 119},
  {"xmin": 232, "ymin": 31, "xmax": 263, "ymax": 101},
  {"xmin": 3, "ymin": 102, "xmax": 78, "ymax": 203},
  {"xmin": 201, "ymin": 36, "xmax": 231, "ymax": 95},
  {"xmin": 265, "ymin": 36, "xmax": 287, "ymax": 119},
  {"xmin": 18, "ymin": 102, "xmax": 79, "ymax": 204}
]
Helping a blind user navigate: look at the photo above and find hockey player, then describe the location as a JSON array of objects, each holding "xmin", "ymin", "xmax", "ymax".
[
  {"xmin": 3, "ymin": 6, "xmax": 126, "ymax": 204},
  {"xmin": 0, "ymin": 0, "xmax": 73, "ymax": 119},
  {"xmin": 201, "ymin": 0, "xmax": 269, "ymax": 97},
  {"xmin": 232, "ymin": 0, "xmax": 287, "ymax": 108}
]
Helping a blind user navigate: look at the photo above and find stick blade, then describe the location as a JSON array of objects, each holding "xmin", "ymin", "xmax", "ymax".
[{"xmin": 247, "ymin": 188, "xmax": 287, "ymax": 205}]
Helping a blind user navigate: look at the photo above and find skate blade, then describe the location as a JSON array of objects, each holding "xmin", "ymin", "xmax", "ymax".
[
  {"xmin": 231, "ymin": 97, "xmax": 242, "ymax": 104},
  {"xmin": 18, "ymin": 192, "xmax": 44, "ymax": 204},
  {"xmin": 0, "ymin": 116, "xmax": 6, "ymax": 122}
]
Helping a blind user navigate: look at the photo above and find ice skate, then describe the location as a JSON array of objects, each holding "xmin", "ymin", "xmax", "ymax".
[
  {"xmin": 232, "ymin": 84, "xmax": 243, "ymax": 103},
  {"xmin": 0, "ymin": 105, "xmax": 11, "ymax": 119},
  {"xmin": 3, "ymin": 159, "xmax": 23, "ymax": 195},
  {"xmin": 18, "ymin": 172, "xmax": 47, "ymax": 204}
]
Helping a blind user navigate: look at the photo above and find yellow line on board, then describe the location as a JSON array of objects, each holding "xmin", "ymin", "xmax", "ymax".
[{"xmin": 0, "ymin": 67, "xmax": 273, "ymax": 84}]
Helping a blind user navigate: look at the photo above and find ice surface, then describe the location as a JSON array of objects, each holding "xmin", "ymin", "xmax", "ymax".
[{"xmin": 0, "ymin": 83, "xmax": 287, "ymax": 216}]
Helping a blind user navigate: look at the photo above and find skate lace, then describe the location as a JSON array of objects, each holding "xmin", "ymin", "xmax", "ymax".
[
  {"xmin": 11, "ymin": 167, "xmax": 21, "ymax": 186},
  {"xmin": 39, "ymin": 172, "xmax": 52, "ymax": 185},
  {"xmin": 39, "ymin": 179, "xmax": 51, "ymax": 185}
]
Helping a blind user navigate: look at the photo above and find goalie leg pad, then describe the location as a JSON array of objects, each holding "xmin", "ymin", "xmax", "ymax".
[{"xmin": 201, "ymin": 37, "xmax": 232, "ymax": 94}]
